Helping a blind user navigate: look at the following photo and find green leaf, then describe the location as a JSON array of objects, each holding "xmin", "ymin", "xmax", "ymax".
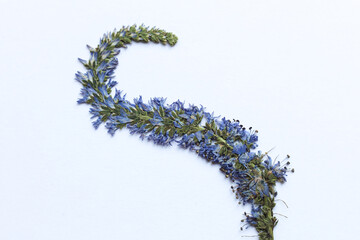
[{"xmin": 169, "ymin": 128, "xmax": 175, "ymax": 137}]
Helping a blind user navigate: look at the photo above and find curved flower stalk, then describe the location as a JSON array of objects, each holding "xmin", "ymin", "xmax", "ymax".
[{"xmin": 75, "ymin": 25, "xmax": 293, "ymax": 240}]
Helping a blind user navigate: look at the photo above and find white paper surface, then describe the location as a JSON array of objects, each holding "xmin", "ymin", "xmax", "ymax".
[{"xmin": 0, "ymin": 0, "xmax": 359, "ymax": 239}]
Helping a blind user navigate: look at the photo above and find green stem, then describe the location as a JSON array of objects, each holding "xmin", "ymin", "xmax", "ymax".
[{"xmin": 255, "ymin": 195, "xmax": 277, "ymax": 240}]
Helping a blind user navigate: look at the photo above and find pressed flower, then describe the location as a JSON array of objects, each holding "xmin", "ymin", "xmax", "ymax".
[{"xmin": 75, "ymin": 25, "xmax": 292, "ymax": 240}]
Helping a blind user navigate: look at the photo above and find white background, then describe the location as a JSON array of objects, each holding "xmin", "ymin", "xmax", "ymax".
[{"xmin": 0, "ymin": 0, "xmax": 359, "ymax": 239}]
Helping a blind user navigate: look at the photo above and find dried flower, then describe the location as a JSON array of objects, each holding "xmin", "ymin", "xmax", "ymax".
[{"xmin": 75, "ymin": 24, "xmax": 293, "ymax": 240}]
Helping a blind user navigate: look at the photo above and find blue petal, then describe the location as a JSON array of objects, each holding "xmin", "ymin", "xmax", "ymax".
[
  {"xmin": 78, "ymin": 58, "xmax": 87, "ymax": 65},
  {"xmin": 97, "ymin": 61, "xmax": 107, "ymax": 72},
  {"xmin": 195, "ymin": 131, "xmax": 202, "ymax": 141},
  {"xmin": 98, "ymin": 72, "xmax": 105, "ymax": 83},
  {"xmin": 233, "ymin": 142, "xmax": 246, "ymax": 155}
]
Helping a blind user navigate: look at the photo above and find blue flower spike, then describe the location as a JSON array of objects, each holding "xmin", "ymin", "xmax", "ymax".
[{"xmin": 75, "ymin": 24, "xmax": 293, "ymax": 240}]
